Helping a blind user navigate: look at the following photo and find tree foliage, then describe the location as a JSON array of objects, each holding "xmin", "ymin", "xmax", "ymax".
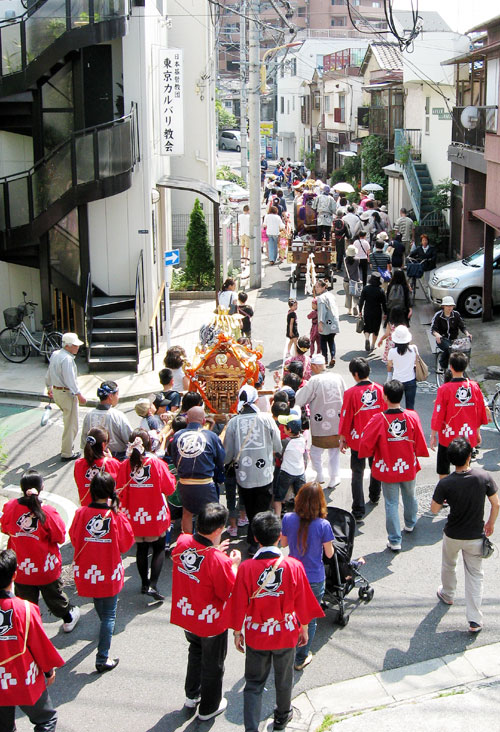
[
  {"xmin": 430, "ymin": 178, "xmax": 453, "ymax": 213},
  {"xmin": 184, "ymin": 199, "xmax": 214, "ymax": 288},
  {"xmin": 361, "ymin": 135, "xmax": 388, "ymax": 201},
  {"xmin": 216, "ymin": 98, "xmax": 237, "ymax": 130},
  {"xmin": 216, "ymin": 165, "xmax": 246, "ymax": 187}
]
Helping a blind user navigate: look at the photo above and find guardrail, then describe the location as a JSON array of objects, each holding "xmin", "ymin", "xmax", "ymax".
[{"xmin": 451, "ymin": 106, "xmax": 498, "ymax": 151}]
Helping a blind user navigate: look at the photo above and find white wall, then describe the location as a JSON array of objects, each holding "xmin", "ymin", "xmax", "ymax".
[
  {"xmin": 0, "ymin": 132, "xmax": 33, "ymax": 177},
  {"xmin": 401, "ymin": 31, "xmax": 469, "ymax": 87},
  {"xmin": 0, "ymin": 263, "xmax": 41, "ymax": 327}
]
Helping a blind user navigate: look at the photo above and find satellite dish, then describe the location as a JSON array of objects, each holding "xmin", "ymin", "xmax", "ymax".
[{"xmin": 460, "ymin": 106, "xmax": 479, "ymax": 130}]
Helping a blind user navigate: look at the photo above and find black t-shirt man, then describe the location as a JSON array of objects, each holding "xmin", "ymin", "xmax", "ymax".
[{"xmin": 432, "ymin": 467, "xmax": 498, "ymax": 540}]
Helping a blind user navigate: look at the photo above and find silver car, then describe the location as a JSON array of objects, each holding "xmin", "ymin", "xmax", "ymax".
[
  {"xmin": 219, "ymin": 130, "xmax": 241, "ymax": 151},
  {"xmin": 429, "ymin": 238, "xmax": 500, "ymax": 317}
]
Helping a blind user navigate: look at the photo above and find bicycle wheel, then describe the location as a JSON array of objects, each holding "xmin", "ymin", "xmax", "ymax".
[
  {"xmin": 0, "ymin": 327, "xmax": 31, "ymax": 363},
  {"xmin": 435, "ymin": 352, "xmax": 444, "ymax": 387},
  {"xmin": 492, "ymin": 391, "xmax": 500, "ymax": 433},
  {"xmin": 43, "ymin": 331, "xmax": 63, "ymax": 361},
  {"xmin": 410, "ymin": 278, "xmax": 416, "ymax": 306}
]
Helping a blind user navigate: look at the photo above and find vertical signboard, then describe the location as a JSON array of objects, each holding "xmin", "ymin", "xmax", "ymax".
[{"xmin": 159, "ymin": 49, "xmax": 184, "ymax": 156}]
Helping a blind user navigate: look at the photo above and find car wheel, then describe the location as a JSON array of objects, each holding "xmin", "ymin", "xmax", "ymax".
[
  {"xmin": 458, "ymin": 288, "xmax": 482, "ymax": 318},
  {"xmin": 221, "ymin": 143, "xmax": 226, "ymax": 150},
  {"xmin": 236, "ymin": 145, "xmax": 241, "ymax": 152}
]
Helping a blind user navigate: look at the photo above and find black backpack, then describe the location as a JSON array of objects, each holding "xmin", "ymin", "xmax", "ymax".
[
  {"xmin": 333, "ymin": 218, "xmax": 345, "ymax": 239},
  {"xmin": 387, "ymin": 283, "xmax": 405, "ymax": 310}
]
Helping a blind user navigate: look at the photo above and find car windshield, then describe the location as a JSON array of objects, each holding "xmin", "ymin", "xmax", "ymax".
[{"xmin": 462, "ymin": 240, "xmax": 500, "ymax": 267}]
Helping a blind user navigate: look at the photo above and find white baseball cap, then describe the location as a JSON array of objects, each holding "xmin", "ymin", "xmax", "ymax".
[{"xmin": 62, "ymin": 332, "xmax": 84, "ymax": 347}]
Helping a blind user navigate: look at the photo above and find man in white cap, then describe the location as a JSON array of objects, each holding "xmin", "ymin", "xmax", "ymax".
[
  {"xmin": 295, "ymin": 354, "xmax": 346, "ymax": 489},
  {"xmin": 223, "ymin": 385, "xmax": 282, "ymax": 554},
  {"xmin": 46, "ymin": 333, "xmax": 86, "ymax": 461},
  {"xmin": 430, "ymin": 297, "xmax": 471, "ymax": 373}
]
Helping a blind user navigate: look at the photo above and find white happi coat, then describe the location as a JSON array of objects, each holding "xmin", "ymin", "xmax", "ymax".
[{"xmin": 295, "ymin": 371, "xmax": 346, "ymax": 437}]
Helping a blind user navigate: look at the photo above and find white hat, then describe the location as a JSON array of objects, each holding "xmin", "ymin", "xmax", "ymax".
[
  {"xmin": 392, "ymin": 325, "xmax": 412, "ymax": 344},
  {"xmin": 380, "ymin": 205, "xmax": 388, "ymax": 212},
  {"xmin": 441, "ymin": 296, "xmax": 456, "ymax": 306},
  {"xmin": 368, "ymin": 193, "xmax": 375, "ymax": 200},
  {"xmin": 346, "ymin": 244, "xmax": 357, "ymax": 257},
  {"xmin": 311, "ymin": 354, "xmax": 326, "ymax": 365},
  {"xmin": 62, "ymin": 332, "xmax": 83, "ymax": 347},
  {"xmin": 376, "ymin": 232, "xmax": 389, "ymax": 241}
]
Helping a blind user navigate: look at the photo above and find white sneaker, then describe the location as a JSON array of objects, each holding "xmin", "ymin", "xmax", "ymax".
[
  {"xmin": 403, "ymin": 525, "xmax": 414, "ymax": 533},
  {"xmin": 227, "ymin": 526, "xmax": 238, "ymax": 538},
  {"xmin": 62, "ymin": 606, "xmax": 81, "ymax": 633},
  {"xmin": 185, "ymin": 696, "xmax": 201, "ymax": 708},
  {"xmin": 294, "ymin": 652, "xmax": 313, "ymax": 671},
  {"xmin": 237, "ymin": 517, "xmax": 249, "ymax": 527},
  {"xmin": 386, "ymin": 541, "xmax": 401, "ymax": 551},
  {"xmin": 198, "ymin": 697, "xmax": 228, "ymax": 721}
]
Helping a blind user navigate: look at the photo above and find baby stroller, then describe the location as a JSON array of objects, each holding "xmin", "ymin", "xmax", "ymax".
[{"xmin": 323, "ymin": 506, "xmax": 374, "ymax": 627}]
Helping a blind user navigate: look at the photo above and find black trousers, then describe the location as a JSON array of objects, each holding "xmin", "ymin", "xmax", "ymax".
[
  {"xmin": 0, "ymin": 690, "xmax": 57, "ymax": 732},
  {"xmin": 317, "ymin": 225, "xmax": 331, "ymax": 241},
  {"xmin": 243, "ymin": 645, "xmax": 294, "ymax": 732},
  {"xmin": 336, "ymin": 238, "xmax": 345, "ymax": 270},
  {"xmin": 184, "ymin": 630, "xmax": 228, "ymax": 716},
  {"xmin": 350, "ymin": 449, "xmax": 380, "ymax": 518},
  {"xmin": 359, "ymin": 258, "xmax": 369, "ymax": 286},
  {"xmin": 238, "ymin": 483, "xmax": 272, "ymax": 547},
  {"xmin": 320, "ymin": 333, "xmax": 336, "ymax": 361},
  {"xmin": 15, "ymin": 579, "xmax": 71, "ymax": 620}
]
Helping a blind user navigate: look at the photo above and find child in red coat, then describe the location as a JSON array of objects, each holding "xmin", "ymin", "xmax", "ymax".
[
  {"xmin": 1, "ymin": 470, "xmax": 80, "ymax": 633},
  {"xmin": 0, "ymin": 549, "xmax": 64, "ymax": 730},
  {"xmin": 70, "ymin": 472, "xmax": 134, "ymax": 672},
  {"xmin": 74, "ymin": 426, "xmax": 121, "ymax": 506}
]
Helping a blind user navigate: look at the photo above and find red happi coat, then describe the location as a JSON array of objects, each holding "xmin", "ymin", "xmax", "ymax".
[
  {"xmin": 170, "ymin": 533, "xmax": 236, "ymax": 637},
  {"xmin": 338, "ymin": 380, "xmax": 385, "ymax": 451},
  {"xmin": 358, "ymin": 408, "xmax": 429, "ymax": 482},
  {"xmin": 0, "ymin": 501, "xmax": 65, "ymax": 585},
  {"xmin": 228, "ymin": 553, "xmax": 324, "ymax": 650},
  {"xmin": 74, "ymin": 456, "xmax": 122, "ymax": 506},
  {"xmin": 0, "ymin": 594, "xmax": 64, "ymax": 706},
  {"xmin": 431, "ymin": 378, "xmax": 488, "ymax": 448},
  {"xmin": 69, "ymin": 506, "xmax": 134, "ymax": 598},
  {"xmin": 117, "ymin": 456, "xmax": 176, "ymax": 538}
]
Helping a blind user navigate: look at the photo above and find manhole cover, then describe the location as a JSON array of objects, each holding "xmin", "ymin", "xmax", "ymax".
[{"xmin": 416, "ymin": 483, "xmax": 449, "ymax": 517}]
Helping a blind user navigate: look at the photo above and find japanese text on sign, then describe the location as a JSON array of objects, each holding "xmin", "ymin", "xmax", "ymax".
[{"xmin": 159, "ymin": 49, "xmax": 184, "ymax": 156}]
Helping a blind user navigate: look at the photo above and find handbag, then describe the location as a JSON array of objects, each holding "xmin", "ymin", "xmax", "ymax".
[
  {"xmin": 414, "ymin": 349, "xmax": 429, "ymax": 382},
  {"xmin": 482, "ymin": 535, "xmax": 495, "ymax": 559},
  {"xmin": 348, "ymin": 279, "xmax": 362, "ymax": 297},
  {"xmin": 356, "ymin": 316, "xmax": 365, "ymax": 334},
  {"xmin": 377, "ymin": 266, "xmax": 392, "ymax": 283}
]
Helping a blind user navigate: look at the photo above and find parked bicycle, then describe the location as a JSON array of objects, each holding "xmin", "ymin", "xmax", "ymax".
[
  {"xmin": 0, "ymin": 293, "xmax": 62, "ymax": 363},
  {"xmin": 491, "ymin": 383, "xmax": 500, "ymax": 433}
]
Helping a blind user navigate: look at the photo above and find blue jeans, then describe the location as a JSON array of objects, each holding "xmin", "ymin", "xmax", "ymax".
[
  {"xmin": 267, "ymin": 235, "xmax": 278, "ymax": 262},
  {"xmin": 381, "ymin": 480, "xmax": 417, "ymax": 545},
  {"xmin": 93, "ymin": 595, "xmax": 118, "ymax": 665},
  {"xmin": 403, "ymin": 378, "xmax": 417, "ymax": 410},
  {"xmin": 295, "ymin": 579, "xmax": 325, "ymax": 664}
]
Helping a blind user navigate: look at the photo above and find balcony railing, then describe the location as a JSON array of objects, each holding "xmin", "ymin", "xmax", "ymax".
[
  {"xmin": 0, "ymin": 0, "xmax": 128, "ymax": 84},
  {"xmin": 394, "ymin": 128, "xmax": 421, "ymax": 161},
  {"xmin": 451, "ymin": 106, "xmax": 498, "ymax": 151},
  {"xmin": 0, "ymin": 104, "xmax": 139, "ymax": 237}
]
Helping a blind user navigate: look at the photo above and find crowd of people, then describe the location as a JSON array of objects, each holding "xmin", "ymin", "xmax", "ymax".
[{"xmin": 0, "ymin": 177, "xmax": 498, "ymax": 731}]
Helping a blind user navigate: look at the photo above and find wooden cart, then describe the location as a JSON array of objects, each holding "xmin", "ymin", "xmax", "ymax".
[{"xmin": 287, "ymin": 238, "xmax": 337, "ymax": 284}]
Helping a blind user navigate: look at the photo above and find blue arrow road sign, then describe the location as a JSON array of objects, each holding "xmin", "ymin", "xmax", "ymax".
[{"xmin": 164, "ymin": 249, "xmax": 180, "ymax": 266}]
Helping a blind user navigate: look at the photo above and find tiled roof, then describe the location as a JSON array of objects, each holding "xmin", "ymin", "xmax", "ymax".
[{"xmin": 370, "ymin": 43, "xmax": 403, "ymax": 72}]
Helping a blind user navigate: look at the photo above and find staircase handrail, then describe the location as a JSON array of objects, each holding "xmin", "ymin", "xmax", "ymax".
[
  {"xmin": 0, "ymin": 103, "xmax": 139, "ymax": 233},
  {"xmin": 395, "ymin": 128, "xmax": 423, "ymax": 222},
  {"xmin": 0, "ymin": 0, "xmax": 130, "ymax": 80},
  {"xmin": 84, "ymin": 271, "xmax": 92, "ymax": 363},
  {"xmin": 134, "ymin": 249, "xmax": 144, "ymax": 367}
]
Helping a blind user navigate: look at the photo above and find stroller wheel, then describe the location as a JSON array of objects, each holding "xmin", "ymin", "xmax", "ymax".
[
  {"xmin": 337, "ymin": 613, "xmax": 349, "ymax": 627},
  {"xmin": 359, "ymin": 586, "xmax": 374, "ymax": 602}
]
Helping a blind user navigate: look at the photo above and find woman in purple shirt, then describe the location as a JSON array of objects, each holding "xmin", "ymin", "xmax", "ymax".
[{"xmin": 281, "ymin": 481, "xmax": 334, "ymax": 670}]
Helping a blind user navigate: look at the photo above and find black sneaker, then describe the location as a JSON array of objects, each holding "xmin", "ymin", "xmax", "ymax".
[
  {"xmin": 146, "ymin": 587, "xmax": 165, "ymax": 602},
  {"xmin": 274, "ymin": 710, "xmax": 293, "ymax": 730},
  {"xmin": 96, "ymin": 658, "xmax": 119, "ymax": 674}
]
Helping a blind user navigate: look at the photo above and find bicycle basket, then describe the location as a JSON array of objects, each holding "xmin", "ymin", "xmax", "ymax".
[
  {"xmin": 3, "ymin": 307, "xmax": 24, "ymax": 328},
  {"xmin": 406, "ymin": 261, "xmax": 425, "ymax": 279}
]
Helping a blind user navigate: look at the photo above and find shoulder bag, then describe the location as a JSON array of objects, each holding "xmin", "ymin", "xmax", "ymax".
[
  {"xmin": 413, "ymin": 347, "xmax": 429, "ymax": 382},
  {"xmin": 482, "ymin": 535, "xmax": 495, "ymax": 559}
]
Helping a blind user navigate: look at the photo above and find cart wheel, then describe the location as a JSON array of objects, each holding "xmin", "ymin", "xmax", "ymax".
[
  {"xmin": 337, "ymin": 613, "xmax": 349, "ymax": 627},
  {"xmin": 365, "ymin": 587, "xmax": 374, "ymax": 602}
]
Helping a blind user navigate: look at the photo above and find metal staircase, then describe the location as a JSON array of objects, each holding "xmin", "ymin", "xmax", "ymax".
[{"xmin": 394, "ymin": 128, "xmax": 434, "ymax": 222}]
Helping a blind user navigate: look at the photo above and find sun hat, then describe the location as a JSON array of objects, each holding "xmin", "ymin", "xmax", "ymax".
[
  {"xmin": 376, "ymin": 232, "xmax": 389, "ymax": 241},
  {"xmin": 62, "ymin": 332, "xmax": 83, "ymax": 347},
  {"xmin": 311, "ymin": 354, "xmax": 326, "ymax": 365},
  {"xmin": 368, "ymin": 193, "xmax": 375, "ymax": 200},
  {"xmin": 441, "ymin": 296, "xmax": 456, "ymax": 306},
  {"xmin": 380, "ymin": 205, "xmax": 388, "ymax": 212},
  {"xmin": 392, "ymin": 325, "xmax": 412, "ymax": 344},
  {"xmin": 346, "ymin": 244, "xmax": 357, "ymax": 257}
]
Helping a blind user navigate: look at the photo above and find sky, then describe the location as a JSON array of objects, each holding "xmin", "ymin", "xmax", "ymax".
[{"xmin": 394, "ymin": 0, "xmax": 499, "ymax": 33}]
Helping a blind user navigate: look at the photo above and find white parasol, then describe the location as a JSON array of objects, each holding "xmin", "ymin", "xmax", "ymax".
[
  {"xmin": 362, "ymin": 182, "xmax": 384, "ymax": 192},
  {"xmin": 332, "ymin": 182, "xmax": 355, "ymax": 193}
]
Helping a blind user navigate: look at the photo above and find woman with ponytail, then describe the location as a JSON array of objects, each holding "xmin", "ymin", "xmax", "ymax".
[
  {"xmin": 117, "ymin": 429, "xmax": 176, "ymax": 601},
  {"xmin": 69, "ymin": 472, "xmax": 134, "ymax": 673},
  {"xmin": 74, "ymin": 427, "xmax": 121, "ymax": 506},
  {"xmin": 0, "ymin": 469, "xmax": 81, "ymax": 633}
]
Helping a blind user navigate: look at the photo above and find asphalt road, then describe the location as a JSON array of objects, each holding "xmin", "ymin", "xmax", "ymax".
[{"xmin": 2, "ymin": 263, "xmax": 500, "ymax": 732}]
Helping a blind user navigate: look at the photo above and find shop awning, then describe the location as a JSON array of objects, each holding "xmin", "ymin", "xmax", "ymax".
[
  {"xmin": 471, "ymin": 208, "xmax": 500, "ymax": 232},
  {"xmin": 156, "ymin": 175, "xmax": 220, "ymax": 205}
]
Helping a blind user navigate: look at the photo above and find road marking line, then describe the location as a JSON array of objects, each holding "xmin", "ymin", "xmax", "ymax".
[{"xmin": 2, "ymin": 486, "xmax": 78, "ymax": 545}]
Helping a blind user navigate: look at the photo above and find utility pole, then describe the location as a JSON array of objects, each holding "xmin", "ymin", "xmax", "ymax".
[
  {"xmin": 239, "ymin": 0, "xmax": 248, "ymax": 183},
  {"xmin": 248, "ymin": 0, "xmax": 261, "ymax": 289}
]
